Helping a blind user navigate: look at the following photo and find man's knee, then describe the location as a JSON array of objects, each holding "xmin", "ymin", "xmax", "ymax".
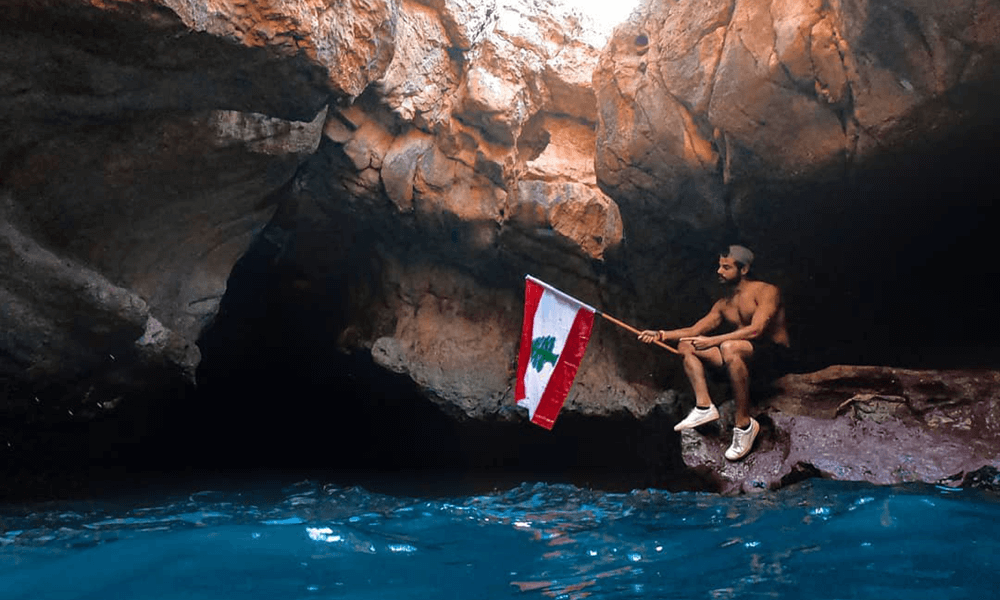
[
  {"xmin": 678, "ymin": 340, "xmax": 698, "ymax": 356},
  {"xmin": 720, "ymin": 340, "xmax": 750, "ymax": 365}
]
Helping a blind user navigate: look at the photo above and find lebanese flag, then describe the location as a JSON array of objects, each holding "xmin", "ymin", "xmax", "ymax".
[{"xmin": 515, "ymin": 275, "xmax": 596, "ymax": 429}]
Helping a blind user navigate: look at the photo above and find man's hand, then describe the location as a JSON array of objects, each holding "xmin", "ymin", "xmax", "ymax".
[
  {"xmin": 680, "ymin": 336, "xmax": 718, "ymax": 351},
  {"xmin": 638, "ymin": 330, "xmax": 661, "ymax": 344}
]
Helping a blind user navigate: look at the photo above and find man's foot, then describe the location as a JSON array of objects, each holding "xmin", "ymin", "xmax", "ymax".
[
  {"xmin": 673, "ymin": 404, "xmax": 719, "ymax": 431},
  {"xmin": 725, "ymin": 417, "xmax": 760, "ymax": 461}
]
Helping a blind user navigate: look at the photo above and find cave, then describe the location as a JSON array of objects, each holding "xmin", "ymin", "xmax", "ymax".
[{"xmin": 2, "ymin": 0, "xmax": 999, "ymax": 498}]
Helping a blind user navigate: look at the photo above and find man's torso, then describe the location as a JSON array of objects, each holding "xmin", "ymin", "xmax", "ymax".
[{"xmin": 717, "ymin": 280, "xmax": 790, "ymax": 346}]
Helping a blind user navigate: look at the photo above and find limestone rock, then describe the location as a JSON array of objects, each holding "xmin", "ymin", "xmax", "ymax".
[
  {"xmin": 510, "ymin": 181, "xmax": 622, "ymax": 260},
  {"xmin": 594, "ymin": 0, "xmax": 1000, "ymax": 229},
  {"xmin": 1, "ymin": 1, "xmax": 327, "ymax": 412},
  {"xmin": 368, "ymin": 265, "xmax": 518, "ymax": 420},
  {"xmin": 163, "ymin": 0, "xmax": 398, "ymax": 97},
  {"xmin": 522, "ymin": 115, "xmax": 599, "ymax": 185},
  {"xmin": 377, "ymin": 0, "xmax": 459, "ymax": 127},
  {"xmin": 457, "ymin": 0, "xmax": 603, "ymax": 143},
  {"xmin": 382, "ymin": 130, "xmax": 436, "ymax": 212},
  {"xmin": 303, "ymin": 0, "xmax": 618, "ymax": 265},
  {"xmin": 417, "ymin": 0, "xmax": 497, "ymax": 50},
  {"xmin": 679, "ymin": 366, "xmax": 1000, "ymax": 494},
  {"xmin": 208, "ymin": 107, "xmax": 328, "ymax": 156},
  {"xmin": 594, "ymin": 0, "xmax": 731, "ymax": 229}
]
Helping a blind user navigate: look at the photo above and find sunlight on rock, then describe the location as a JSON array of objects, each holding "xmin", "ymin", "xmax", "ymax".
[{"xmin": 561, "ymin": 0, "xmax": 640, "ymax": 38}]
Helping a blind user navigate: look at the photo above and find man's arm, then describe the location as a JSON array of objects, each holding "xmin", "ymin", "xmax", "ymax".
[
  {"xmin": 638, "ymin": 303, "xmax": 723, "ymax": 344},
  {"xmin": 683, "ymin": 285, "xmax": 781, "ymax": 349}
]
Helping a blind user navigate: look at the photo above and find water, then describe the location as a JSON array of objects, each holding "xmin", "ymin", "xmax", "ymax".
[{"xmin": 0, "ymin": 477, "xmax": 997, "ymax": 599}]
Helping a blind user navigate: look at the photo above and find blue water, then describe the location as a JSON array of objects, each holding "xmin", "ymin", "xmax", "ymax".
[{"xmin": 0, "ymin": 478, "xmax": 997, "ymax": 599}]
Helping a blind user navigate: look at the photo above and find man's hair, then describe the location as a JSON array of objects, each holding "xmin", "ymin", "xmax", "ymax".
[{"xmin": 721, "ymin": 245, "xmax": 754, "ymax": 271}]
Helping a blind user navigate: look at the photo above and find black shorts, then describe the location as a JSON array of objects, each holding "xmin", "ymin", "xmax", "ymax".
[{"xmin": 751, "ymin": 340, "xmax": 796, "ymax": 378}]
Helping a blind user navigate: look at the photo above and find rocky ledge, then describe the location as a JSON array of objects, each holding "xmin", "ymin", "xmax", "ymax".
[{"xmin": 681, "ymin": 366, "xmax": 1000, "ymax": 494}]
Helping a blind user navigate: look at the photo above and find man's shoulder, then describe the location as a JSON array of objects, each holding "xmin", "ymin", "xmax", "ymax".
[{"xmin": 747, "ymin": 279, "xmax": 781, "ymax": 297}]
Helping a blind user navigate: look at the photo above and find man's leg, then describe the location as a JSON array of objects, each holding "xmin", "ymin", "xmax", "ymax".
[
  {"xmin": 720, "ymin": 340, "xmax": 758, "ymax": 460},
  {"xmin": 680, "ymin": 340, "xmax": 723, "ymax": 407},
  {"xmin": 720, "ymin": 340, "xmax": 754, "ymax": 429},
  {"xmin": 674, "ymin": 341, "xmax": 725, "ymax": 431}
]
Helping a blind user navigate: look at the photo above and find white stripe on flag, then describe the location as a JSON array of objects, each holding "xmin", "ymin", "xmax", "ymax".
[
  {"xmin": 517, "ymin": 288, "xmax": 583, "ymax": 419},
  {"xmin": 525, "ymin": 275, "xmax": 595, "ymax": 313},
  {"xmin": 515, "ymin": 276, "xmax": 596, "ymax": 430}
]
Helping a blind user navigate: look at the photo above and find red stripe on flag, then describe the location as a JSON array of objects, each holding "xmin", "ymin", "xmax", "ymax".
[
  {"xmin": 530, "ymin": 307, "xmax": 595, "ymax": 430},
  {"xmin": 515, "ymin": 278, "xmax": 544, "ymax": 402}
]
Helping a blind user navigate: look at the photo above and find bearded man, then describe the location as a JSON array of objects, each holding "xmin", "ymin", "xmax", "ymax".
[{"xmin": 638, "ymin": 245, "xmax": 792, "ymax": 460}]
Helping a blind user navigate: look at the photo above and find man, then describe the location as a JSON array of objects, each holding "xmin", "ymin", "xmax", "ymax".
[{"xmin": 638, "ymin": 245, "xmax": 791, "ymax": 460}]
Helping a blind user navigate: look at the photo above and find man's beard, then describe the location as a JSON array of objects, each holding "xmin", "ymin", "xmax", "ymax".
[{"xmin": 718, "ymin": 274, "xmax": 740, "ymax": 296}]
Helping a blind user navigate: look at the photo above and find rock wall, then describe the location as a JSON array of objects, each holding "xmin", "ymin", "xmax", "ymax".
[
  {"xmin": 0, "ymin": 0, "xmax": 634, "ymax": 479},
  {"xmin": 594, "ymin": 0, "xmax": 1000, "ymax": 366},
  {"xmin": 1, "ymin": 0, "xmax": 330, "ymax": 418},
  {"xmin": 2, "ymin": 0, "xmax": 999, "ymax": 492},
  {"xmin": 596, "ymin": 0, "xmax": 1000, "ymax": 223},
  {"xmin": 258, "ymin": 0, "xmax": 632, "ymax": 421}
]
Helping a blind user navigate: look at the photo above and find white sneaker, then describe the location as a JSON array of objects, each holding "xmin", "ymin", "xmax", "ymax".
[
  {"xmin": 673, "ymin": 405, "xmax": 719, "ymax": 431},
  {"xmin": 725, "ymin": 418, "xmax": 760, "ymax": 461}
]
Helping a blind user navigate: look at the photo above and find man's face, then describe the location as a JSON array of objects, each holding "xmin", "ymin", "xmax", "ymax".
[{"xmin": 717, "ymin": 256, "xmax": 743, "ymax": 285}]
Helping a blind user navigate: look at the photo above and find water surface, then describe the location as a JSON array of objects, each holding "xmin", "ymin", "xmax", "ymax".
[{"xmin": 1, "ymin": 477, "xmax": 996, "ymax": 599}]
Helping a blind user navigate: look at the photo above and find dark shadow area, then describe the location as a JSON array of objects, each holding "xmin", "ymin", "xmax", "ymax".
[
  {"xmin": 781, "ymin": 121, "xmax": 1000, "ymax": 371},
  {"xmin": 609, "ymin": 98, "xmax": 1000, "ymax": 374},
  {"xmin": 29, "ymin": 234, "xmax": 696, "ymax": 501}
]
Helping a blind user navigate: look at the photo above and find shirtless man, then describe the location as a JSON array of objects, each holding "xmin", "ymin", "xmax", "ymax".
[{"xmin": 638, "ymin": 245, "xmax": 791, "ymax": 460}]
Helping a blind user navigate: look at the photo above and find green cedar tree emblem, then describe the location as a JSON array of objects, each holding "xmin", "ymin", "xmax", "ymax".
[{"xmin": 530, "ymin": 335, "xmax": 559, "ymax": 372}]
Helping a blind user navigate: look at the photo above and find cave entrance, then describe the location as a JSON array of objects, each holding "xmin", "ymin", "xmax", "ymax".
[{"xmin": 172, "ymin": 233, "xmax": 695, "ymax": 495}]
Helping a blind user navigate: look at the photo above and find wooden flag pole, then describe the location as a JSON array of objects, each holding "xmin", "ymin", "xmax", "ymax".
[{"xmin": 596, "ymin": 310, "xmax": 681, "ymax": 355}]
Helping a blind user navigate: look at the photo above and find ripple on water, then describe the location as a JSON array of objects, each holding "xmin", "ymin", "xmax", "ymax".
[{"xmin": 0, "ymin": 479, "xmax": 997, "ymax": 599}]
